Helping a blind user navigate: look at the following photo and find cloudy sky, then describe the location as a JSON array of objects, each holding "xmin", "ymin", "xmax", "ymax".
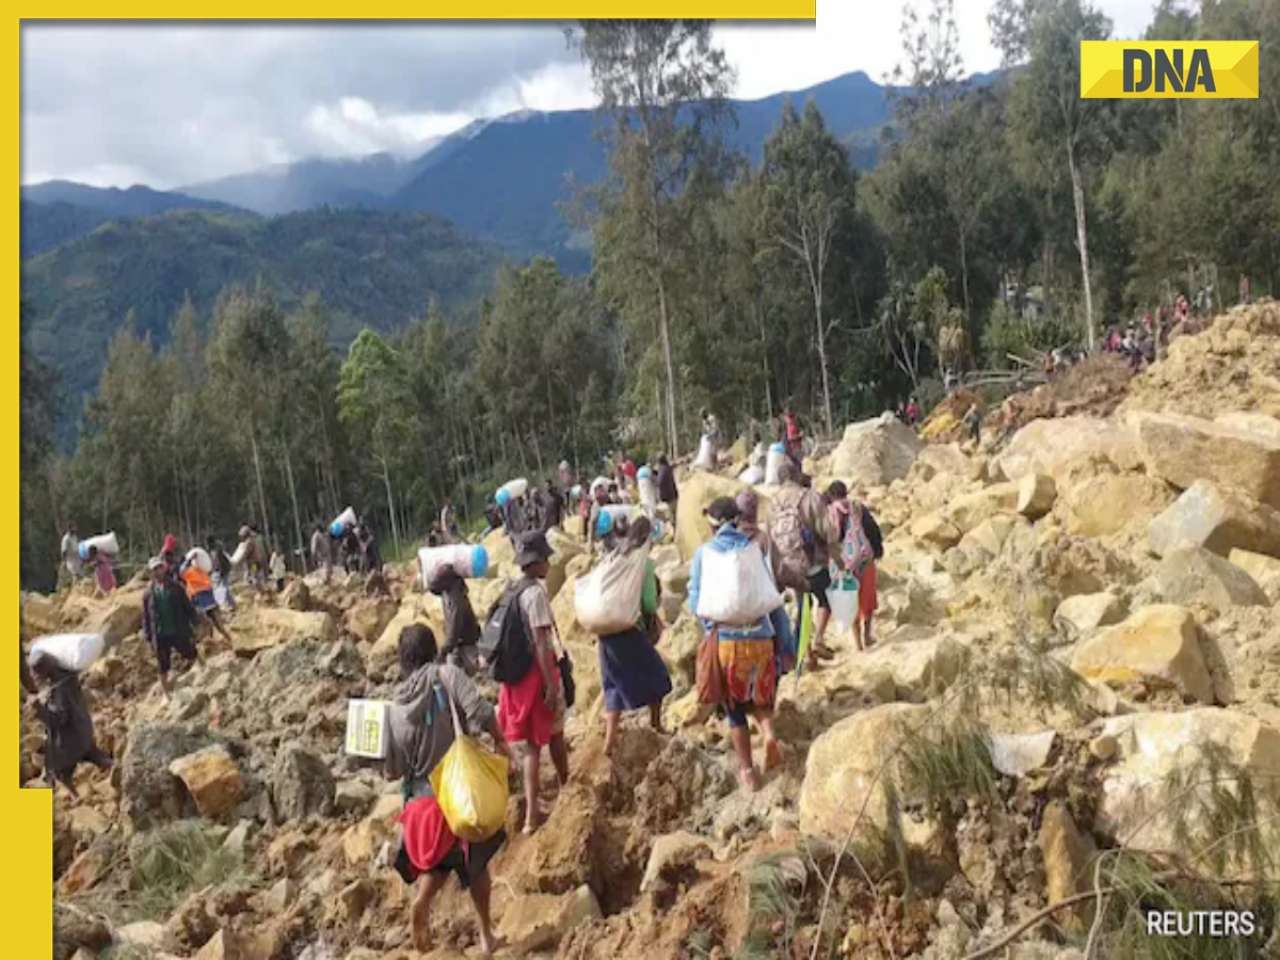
[{"xmin": 22, "ymin": 0, "xmax": 1156, "ymax": 190}]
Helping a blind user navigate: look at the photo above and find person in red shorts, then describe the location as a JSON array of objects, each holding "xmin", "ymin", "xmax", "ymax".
[{"xmin": 498, "ymin": 531, "xmax": 570, "ymax": 833}]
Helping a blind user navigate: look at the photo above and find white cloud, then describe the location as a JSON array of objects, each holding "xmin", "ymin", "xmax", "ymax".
[{"xmin": 21, "ymin": 3, "xmax": 1167, "ymax": 189}]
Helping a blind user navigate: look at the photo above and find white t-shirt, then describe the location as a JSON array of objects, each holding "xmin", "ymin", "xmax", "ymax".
[{"xmin": 519, "ymin": 582, "xmax": 554, "ymax": 634}]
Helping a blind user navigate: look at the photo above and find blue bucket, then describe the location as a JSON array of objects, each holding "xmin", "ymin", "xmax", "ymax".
[
  {"xmin": 470, "ymin": 545, "xmax": 489, "ymax": 579},
  {"xmin": 78, "ymin": 542, "xmax": 90, "ymax": 561},
  {"xmin": 637, "ymin": 465, "xmax": 652, "ymax": 481},
  {"xmin": 329, "ymin": 521, "xmax": 346, "ymax": 538},
  {"xmin": 770, "ymin": 441, "xmax": 785, "ymax": 453},
  {"xmin": 495, "ymin": 488, "xmax": 511, "ymax": 508}
]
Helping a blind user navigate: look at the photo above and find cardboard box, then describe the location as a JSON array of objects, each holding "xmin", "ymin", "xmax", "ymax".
[{"xmin": 345, "ymin": 699, "xmax": 390, "ymax": 759}]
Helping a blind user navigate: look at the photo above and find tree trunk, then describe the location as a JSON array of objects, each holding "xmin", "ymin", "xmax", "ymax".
[
  {"xmin": 811, "ymin": 271, "xmax": 834, "ymax": 436},
  {"xmin": 249, "ymin": 421, "xmax": 272, "ymax": 544},
  {"xmin": 381, "ymin": 457, "xmax": 401, "ymax": 561},
  {"xmin": 655, "ymin": 275, "xmax": 679, "ymax": 458},
  {"xmin": 958, "ymin": 228, "xmax": 972, "ymax": 336},
  {"xmin": 283, "ymin": 444, "xmax": 305, "ymax": 571},
  {"xmin": 1067, "ymin": 144, "xmax": 1096, "ymax": 351}
]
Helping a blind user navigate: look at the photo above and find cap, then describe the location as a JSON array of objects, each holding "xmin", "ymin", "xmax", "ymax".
[
  {"xmin": 514, "ymin": 530, "xmax": 553, "ymax": 568},
  {"xmin": 147, "ymin": 557, "xmax": 165, "ymax": 572}
]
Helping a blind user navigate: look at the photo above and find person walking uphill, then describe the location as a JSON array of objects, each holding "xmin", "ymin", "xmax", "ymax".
[
  {"xmin": 59, "ymin": 523, "xmax": 82, "ymax": 586},
  {"xmin": 30, "ymin": 653, "xmax": 113, "ymax": 797},
  {"xmin": 142, "ymin": 557, "xmax": 201, "ymax": 700},
  {"xmin": 385, "ymin": 625, "xmax": 508, "ymax": 956},
  {"xmin": 425, "ymin": 566, "xmax": 483, "ymax": 676},
  {"xmin": 689, "ymin": 498, "xmax": 784, "ymax": 793},
  {"xmin": 178, "ymin": 548, "xmax": 233, "ymax": 646},
  {"xmin": 826, "ymin": 481, "xmax": 884, "ymax": 651},
  {"xmin": 482, "ymin": 531, "xmax": 570, "ymax": 834},
  {"xmin": 310, "ymin": 524, "xmax": 333, "ymax": 583},
  {"xmin": 769, "ymin": 460, "xmax": 836, "ymax": 672},
  {"xmin": 596, "ymin": 517, "xmax": 672, "ymax": 758}
]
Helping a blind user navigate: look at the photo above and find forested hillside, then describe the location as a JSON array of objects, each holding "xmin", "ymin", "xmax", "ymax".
[{"xmin": 21, "ymin": 207, "xmax": 505, "ymax": 412}]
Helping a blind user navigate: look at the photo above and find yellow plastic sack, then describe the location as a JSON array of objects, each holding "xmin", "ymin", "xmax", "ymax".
[
  {"xmin": 429, "ymin": 686, "xmax": 510, "ymax": 843},
  {"xmin": 430, "ymin": 735, "xmax": 509, "ymax": 842}
]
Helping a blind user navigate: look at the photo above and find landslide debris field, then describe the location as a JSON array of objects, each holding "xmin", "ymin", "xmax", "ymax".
[{"xmin": 33, "ymin": 301, "xmax": 1280, "ymax": 960}]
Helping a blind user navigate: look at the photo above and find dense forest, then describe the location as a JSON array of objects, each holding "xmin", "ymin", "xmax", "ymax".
[{"xmin": 20, "ymin": 0, "xmax": 1279, "ymax": 590}]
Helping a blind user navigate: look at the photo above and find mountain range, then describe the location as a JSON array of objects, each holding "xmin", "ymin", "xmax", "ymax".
[{"xmin": 19, "ymin": 68, "xmax": 954, "ymax": 436}]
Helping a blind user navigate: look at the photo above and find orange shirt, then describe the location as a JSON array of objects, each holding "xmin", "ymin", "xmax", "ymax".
[{"xmin": 183, "ymin": 565, "xmax": 212, "ymax": 598}]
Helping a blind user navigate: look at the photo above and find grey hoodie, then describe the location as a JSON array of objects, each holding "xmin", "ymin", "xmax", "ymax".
[{"xmin": 384, "ymin": 663, "xmax": 494, "ymax": 799}]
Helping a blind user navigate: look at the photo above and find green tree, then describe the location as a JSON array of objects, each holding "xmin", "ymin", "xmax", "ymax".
[
  {"xmin": 573, "ymin": 19, "xmax": 736, "ymax": 456},
  {"xmin": 991, "ymin": 0, "xmax": 1114, "ymax": 349},
  {"xmin": 760, "ymin": 100, "xmax": 859, "ymax": 433},
  {"xmin": 337, "ymin": 329, "xmax": 417, "ymax": 558}
]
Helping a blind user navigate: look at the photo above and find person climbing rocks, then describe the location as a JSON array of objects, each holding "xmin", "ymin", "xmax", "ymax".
[
  {"xmin": 385, "ymin": 624, "xmax": 508, "ymax": 957},
  {"xmin": 689, "ymin": 497, "xmax": 783, "ymax": 793},
  {"xmin": 492, "ymin": 531, "xmax": 570, "ymax": 834},
  {"xmin": 826, "ymin": 481, "xmax": 884, "ymax": 651},
  {"xmin": 142, "ymin": 556, "xmax": 201, "ymax": 700},
  {"xmin": 310, "ymin": 524, "xmax": 332, "ymax": 583},
  {"xmin": 30, "ymin": 653, "xmax": 113, "ymax": 797},
  {"xmin": 769, "ymin": 460, "xmax": 837, "ymax": 672},
  {"xmin": 86, "ymin": 545, "xmax": 116, "ymax": 597},
  {"xmin": 656, "ymin": 455, "xmax": 679, "ymax": 534},
  {"xmin": 59, "ymin": 523, "xmax": 81, "ymax": 586},
  {"xmin": 594, "ymin": 516, "xmax": 672, "ymax": 758},
  {"xmin": 425, "ymin": 564, "xmax": 483, "ymax": 676}
]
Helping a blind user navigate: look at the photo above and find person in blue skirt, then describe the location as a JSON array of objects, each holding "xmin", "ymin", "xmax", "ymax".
[{"xmin": 596, "ymin": 516, "xmax": 672, "ymax": 757}]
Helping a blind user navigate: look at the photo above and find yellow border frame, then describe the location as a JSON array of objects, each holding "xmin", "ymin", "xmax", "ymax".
[{"xmin": 9, "ymin": 6, "xmax": 814, "ymax": 954}]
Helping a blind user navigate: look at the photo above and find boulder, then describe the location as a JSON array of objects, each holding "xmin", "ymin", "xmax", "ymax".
[
  {"xmin": 1216, "ymin": 411, "xmax": 1280, "ymax": 443},
  {"xmin": 913, "ymin": 443, "xmax": 971, "ymax": 480},
  {"xmin": 545, "ymin": 527, "xmax": 585, "ymax": 601},
  {"xmin": 909, "ymin": 513, "xmax": 963, "ymax": 549},
  {"xmin": 1062, "ymin": 473, "xmax": 1176, "ymax": 538},
  {"xmin": 1147, "ymin": 480, "xmax": 1280, "ymax": 559},
  {"xmin": 497, "ymin": 885, "xmax": 602, "ymax": 954},
  {"xmin": 1096, "ymin": 709, "xmax": 1280, "ymax": 863},
  {"xmin": 1228, "ymin": 549, "xmax": 1280, "ymax": 604},
  {"xmin": 959, "ymin": 515, "xmax": 1022, "ymax": 559},
  {"xmin": 1134, "ymin": 411, "xmax": 1280, "ymax": 509},
  {"xmin": 799, "ymin": 702, "xmax": 933, "ymax": 841},
  {"xmin": 1154, "ymin": 547, "xmax": 1268, "ymax": 611},
  {"xmin": 345, "ymin": 596, "xmax": 397, "ymax": 645},
  {"xmin": 481, "ymin": 527, "xmax": 516, "ymax": 576},
  {"xmin": 334, "ymin": 780, "xmax": 376, "ymax": 816},
  {"xmin": 1015, "ymin": 473, "xmax": 1057, "ymax": 519},
  {"xmin": 280, "ymin": 578, "xmax": 311, "ymax": 611},
  {"xmin": 54, "ymin": 903, "xmax": 113, "ymax": 960},
  {"xmin": 194, "ymin": 929, "xmax": 243, "ymax": 960},
  {"xmin": 120, "ymin": 724, "xmax": 219, "ymax": 833},
  {"xmin": 168, "ymin": 745, "xmax": 243, "ymax": 820},
  {"xmin": 1038, "ymin": 801, "xmax": 1097, "ymax": 928},
  {"xmin": 116, "ymin": 921, "xmax": 171, "ymax": 952},
  {"xmin": 1070, "ymin": 605, "xmax": 1213, "ymax": 704},
  {"xmin": 1054, "ymin": 592, "xmax": 1126, "ymax": 640},
  {"xmin": 845, "ymin": 634, "xmax": 967, "ymax": 702},
  {"xmin": 231, "ymin": 608, "xmax": 336, "ymax": 655},
  {"xmin": 84, "ymin": 587, "xmax": 147, "ymax": 646},
  {"xmin": 21, "ymin": 591, "xmax": 63, "ymax": 635},
  {"xmin": 943, "ymin": 483, "xmax": 1018, "ymax": 535},
  {"xmin": 271, "ymin": 746, "xmax": 335, "ymax": 821},
  {"xmin": 640, "ymin": 831, "xmax": 713, "ymax": 892},
  {"xmin": 342, "ymin": 794, "xmax": 402, "ymax": 866},
  {"xmin": 829, "ymin": 413, "xmax": 925, "ymax": 487},
  {"xmin": 675, "ymin": 472, "xmax": 769, "ymax": 561},
  {"xmin": 660, "ymin": 614, "xmax": 702, "ymax": 693},
  {"xmin": 988, "ymin": 731, "xmax": 1056, "ymax": 777},
  {"xmin": 58, "ymin": 835, "xmax": 116, "ymax": 896},
  {"xmin": 993, "ymin": 416, "xmax": 1141, "ymax": 482}
]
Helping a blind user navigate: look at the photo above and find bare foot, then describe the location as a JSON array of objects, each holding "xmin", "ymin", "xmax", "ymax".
[
  {"xmin": 478, "ymin": 931, "xmax": 504, "ymax": 956},
  {"xmin": 738, "ymin": 765, "xmax": 762, "ymax": 793},
  {"xmin": 412, "ymin": 912, "xmax": 433, "ymax": 953}
]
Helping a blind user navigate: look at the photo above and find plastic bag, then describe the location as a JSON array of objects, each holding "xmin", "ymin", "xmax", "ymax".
[
  {"xmin": 692, "ymin": 434, "xmax": 716, "ymax": 470},
  {"xmin": 574, "ymin": 549, "xmax": 648, "ymax": 636},
  {"xmin": 694, "ymin": 543, "xmax": 784, "ymax": 626},
  {"xmin": 185, "ymin": 547, "xmax": 213, "ymax": 574},
  {"xmin": 828, "ymin": 568, "xmax": 859, "ymax": 633},
  {"xmin": 765, "ymin": 443, "xmax": 788, "ymax": 485},
  {"xmin": 429, "ymin": 688, "xmax": 509, "ymax": 842},
  {"xmin": 738, "ymin": 465, "xmax": 765, "ymax": 485},
  {"xmin": 29, "ymin": 633, "xmax": 104, "ymax": 673}
]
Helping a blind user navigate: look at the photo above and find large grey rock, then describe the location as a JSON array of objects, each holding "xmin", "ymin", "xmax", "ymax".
[
  {"xmin": 1070, "ymin": 605, "xmax": 1214, "ymax": 704},
  {"xmin": 1054, "ymin": 591, "xmax": 1127, "ymax": 641},
  {"xmin": 1147, "ymin": 480, "xmax": 1280, "ymax": 559},
  {"xmin": 1135, "ymin": 411, "xmax": 1280, "ymax": 509},
  {"xmin": 1154, "ymin": 547, "xmax": 1268, "ymax": 611},
  {"xmin": 120, "ymin": 724, "xmax": 219, "ymax": 833},
  {"xmin": 271, "ymin": 746, "xmax": 335, "ymax": 821},
  {"xmin": 829, "ymin": 413, "xmax": 925, "ymax": 487},
  {"xmin": 993, "ymin": 416, "xmax": 1140, "ymax": 482}
]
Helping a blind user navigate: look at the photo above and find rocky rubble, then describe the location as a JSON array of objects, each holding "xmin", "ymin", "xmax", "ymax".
[{"xmin": 31, "ymin": 301, "xmax": 1280, "ymax": 960}]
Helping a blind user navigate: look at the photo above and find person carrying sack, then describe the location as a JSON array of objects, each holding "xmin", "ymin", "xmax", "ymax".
[
  {"xmin": 826, "ymin": 481, "xmax": 884, "ymax": 651},
  {"xmin": 385, "ymin": 625, "xmax": 508, "ymax": 956},
  {"xmin": 688, "ymin": 497, "xmax": 783, "ymax": 794},
  {"xmin": 587, "ymin": 516, "xmax": 673, "ymax": 757}
]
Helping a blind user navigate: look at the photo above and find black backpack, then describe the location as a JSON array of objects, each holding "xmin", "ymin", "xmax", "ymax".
[{"xmin": 479, "ymin": 580, "xmax": 537, "ymax": 684}]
